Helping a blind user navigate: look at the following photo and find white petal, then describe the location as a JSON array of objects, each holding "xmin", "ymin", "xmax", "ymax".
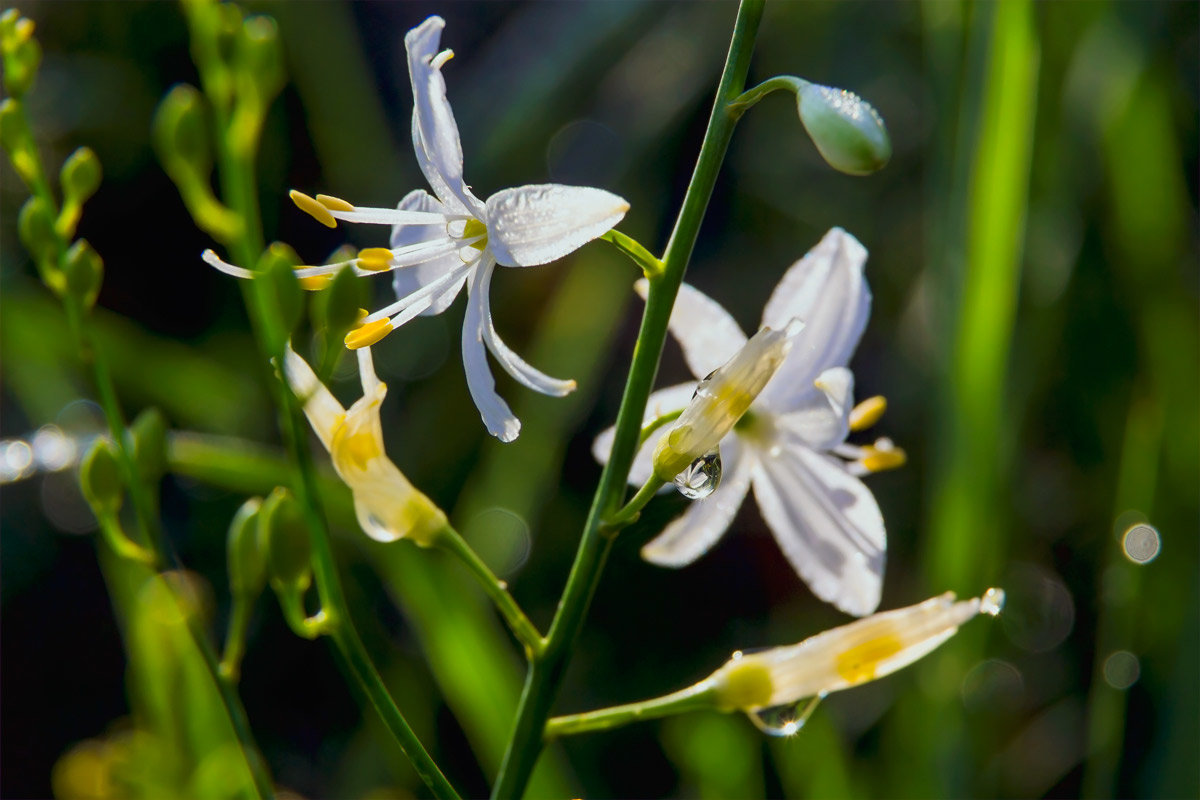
[
  {"xmin": 636, "ymin": 279, "xmax": 748, "ymax": 379},
  {"xmin": 462, "ymin": 262, "xmax": 520, "ymax": 442},
  {"xmin": 405, "ymin": 17, "xmax": 482, "ymax": 214},
  {"xmin": 641, "ymin": 438, "xmax": 752, "ymax": 566},
  {"xmin": 758, "ymin": 228, "xmax": 871, "ymax": 413},
  {"xmin": 282, "ymin": 344, "xmax": 344, "ymax": 453},
  {"xmin": 592, "ymin": 383, "xmax": 697, "ymax": 485},
  {"xmin": 774, "ymin": 366, "xmax": 855, "ymax": 451},
  {"xmin": 752, "ymin": 443, "xmax": 885, "ymax": 616},
  {"xmin": 485, "ymin": 184, "xmax": 628, "ymax": 267},
  {"xmin": 391, "ymin": 189, "xmax": 469, "ymax": 315},
  {"xmin": 326, "ymin": 205, "xmax": 455, "ymax": 226},
  {"xmin": 472, "ymin": 258, "xmax": 576, "ymax": 396}
]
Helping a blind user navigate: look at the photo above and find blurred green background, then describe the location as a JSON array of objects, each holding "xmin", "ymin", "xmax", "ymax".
[{"xmin": 2, "ymin": 1, "xmax": 1196, "ymax": 798}]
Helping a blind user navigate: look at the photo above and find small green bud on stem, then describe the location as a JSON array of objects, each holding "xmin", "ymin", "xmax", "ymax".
[{"xmin": 796, "ymin": 82, "xmax": 891, "ymax": 175}]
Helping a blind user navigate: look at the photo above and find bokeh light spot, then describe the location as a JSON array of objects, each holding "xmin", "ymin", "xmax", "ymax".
[
  {"xmin": 1121, "ymin": 523, "xmax": 1160, "ymax": 564},
  {"xmin": 1102, "ymin": 650, "xmax": 1140, "ymax": 690}
]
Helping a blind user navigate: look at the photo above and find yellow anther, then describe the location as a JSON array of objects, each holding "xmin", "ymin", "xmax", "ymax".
[
  {"xmin": 15, "ymin": 17, "xmax": 35, "ymax": 41},
  {"xmin": 344, "ymin": 318, "xmax": 392, "ymax": 350},
  {"xmin": 290, "ymin": 190, "xmax": 336, "ymax": 228},
  {"xmin": 315, "ymin": 194, "xmax": 355, "ymax": 213},
  {"xmin": 835, "ymin": 633, "xmax": 903, "ymax": 684},
  {"xmin": 849, "ymin": 396, "xmax": 887, "ymax": 432},
  {"xmin": 860, "ymin": 445, "xmax": 907, "ymax": 473},
  {"xmin": 357, "ymin": 247, "xmax": 394, "ymax": 272},
  {"xmin": 298, "ymin": 275, "xmax": 333, "ymax": 291}
]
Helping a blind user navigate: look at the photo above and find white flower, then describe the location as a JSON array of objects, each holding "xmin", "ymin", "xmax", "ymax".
[
  {"xmin": 206, "ymin": 16, "xmax": 629, "ymax": 442},
  {"xmin": 708, "ymin": 589, "xmax": 1006, "ymax": 714},
  {"xmin": 282, "ymin": 343, "xmax": 446, "ymax": 546},
  {"xmin": 593, "ymin": 228, "xmax": 903, "ymax": 616}
]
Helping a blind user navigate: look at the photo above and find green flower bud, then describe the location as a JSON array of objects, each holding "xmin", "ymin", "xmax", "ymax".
[
  {"xmin": 0, "ymin": 98, "xmax": 44, "ymax": 191},
  {"xmin": 255, "ymin": 243, "xmax": 303, "ymax": 344},
  {"xmin": 17, "ymin": 195, "xmax": 57, "ymax": 261},
  {"xmin": 796, "ymin": 83, "xmax": 891, "ymax": 176},
  {"xmin": 130, "ymin": 407, "xmax": 168, "ymax": 485},
  {"xmin": 258, "ymin": 487, "xmax": 311, "ymax": 592},
  {"xmin": 79, "ymin": 438, "xmax": 124, "ymax": 516},
  {"xmin": 1, "ymin": 11, "xmax": 41, "ymax": 98},
  {"xmin": 63, "ymin": 239, "xmax": 103, "ymax": 311},
  {"xmin": 226, "ymin": 497, "xmax": 265, "ymax": 599},
  {"xmin": 237, "ymin": 16, "xmax": 284, "ymax": 100},
  {"xmin": 60, "ymin": 147, "xmax": 102, "ymax": 206},
  {"xmin": 152, "ymin": 84, "xmax": 211, "ymax": 173}
]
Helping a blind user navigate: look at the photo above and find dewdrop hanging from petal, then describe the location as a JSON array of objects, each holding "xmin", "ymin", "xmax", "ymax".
[
  {"xmin": 203, "ymin": 15, "xmax": 629, "ymax": 442},
  {"xmin": 652, "ymin": 320, "xmax": 803, "ymax": 485},
  {"xmin": 706, "ymin": 589, "xmax": 1005, "ymax": 735}
]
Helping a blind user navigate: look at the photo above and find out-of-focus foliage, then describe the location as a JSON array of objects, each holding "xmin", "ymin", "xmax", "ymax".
[{"xmin": 1, "ymin": 2, "xmax": 1196, "ymax": 798}]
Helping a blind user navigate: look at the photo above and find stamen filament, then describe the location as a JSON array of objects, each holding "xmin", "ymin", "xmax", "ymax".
[
  {"xmin": 364, "ymin": 261, "xmax": 475, "ymax": 324},
  {"xmin": 202, "ymin": 249, "xmax": 255, "ymax": 279}
]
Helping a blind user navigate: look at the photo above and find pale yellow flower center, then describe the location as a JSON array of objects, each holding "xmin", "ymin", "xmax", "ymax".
[{"xmin": 835, "ymin": 633, "xmax": 904, "ymax": 684}]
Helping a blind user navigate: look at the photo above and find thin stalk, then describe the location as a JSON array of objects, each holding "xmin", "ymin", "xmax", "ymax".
[
  {"xmin": 201, "ymin": 44, "xmax": 457, "ymax": 798},
  {"xmin": 435, "ymin": 525, "xmax": 546, "ymax": 657},
  {"xmin": 490, "ymin": 3, "xmax": 765, "ymax": 796},
  {"xmin": 600, "ymin": 229, "xmax": 664, "ymax": 278},
  {"xmin": 604, "ymin": 476, "xmax": 665, "ymax": 530},
  {"xmin": 546, "ymin": 680, "xmax": 719, "ymax": 739},
  {"xmin": 729, "ymin": 75, "xmax": 806, "ymax": 116}
]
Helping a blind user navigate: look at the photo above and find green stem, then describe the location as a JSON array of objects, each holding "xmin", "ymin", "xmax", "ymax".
[
  {"xmin": 729, "ymin": 75, "xmax": 807, "ymax": 116},
  {"xmin": 219, "ymin": 593, "xmax": 256, "ymax": 682},
  {"xmin": 435, "ymin": 525, "xmax": 545, "ymax": 658},
  {"xmin": 546, "ymin": 681, "xmax": 719, "ymax": 739},
  {"xmin": 490, "ymin": 3, "xmax": 764, "ymax": 796},
  {"xmin": 603, "ymin": 476, "xmax": 665, "ymax": 530},
  {"xmin": 638, "ymin": 408, "xmax": 683, "ymax": 448},
  {"xmin": 600, "ymin": 229, "xmax": 664, "ymax": 278}
]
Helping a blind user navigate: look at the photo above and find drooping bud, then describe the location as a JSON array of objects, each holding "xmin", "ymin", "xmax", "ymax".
[
  {"xmin": 152, "ymin": 84, "xmax": 211, "ymax": 172},
  {"xmin": 258, "ymin": 487, "xmax": 312, "ymax": 593},
  {"xmin": 63, "ymin": 239, "xmax": 104, "ymax": 311},
  {"xmin": 796, "ymin": 82, "xmax": 891, "ymax": 176},
  {"xmin": 236, "ymin": 15, "xmax": 284, "ymax": 102},
  {"xmin": 60, "ymin": 147, "xmax": 102, "ymax": 207},
  {"xmin": 130, "ymin": 408, "xmax": 168, "ymax": 486},
  {"xmin": 652, "ymin": 320, "xmax": 803, "ymax": 483},
  {"xmin": 254, "ymin": 243, "xmax": 303, "ymax": 347},
  {"xmin": 79, "ymin": 438, "xmax": 124, "ymax": 516},
  {"xmin": 226, "ymin": 497, "xmax": 266, "ymax": 599}
]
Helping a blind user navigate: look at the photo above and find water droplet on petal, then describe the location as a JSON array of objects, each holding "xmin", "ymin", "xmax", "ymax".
[
  {"xmin": 980, "ymin": 587, "xmax": 1006, "ymax": 616},
  {"xmin": 748, "ymin": 694, "xmax": 824, "ymax": 737},
  {"xmin": 691, "ymin": 369, "xmax": 718, "ymax": 399},
  {"xmin": 674, "ymin": 450, "xmax": 721, "ymax": 499}
]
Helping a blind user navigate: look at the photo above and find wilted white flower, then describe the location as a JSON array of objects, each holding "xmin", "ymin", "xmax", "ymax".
[
  {"xmin": 282, "ymin": 344, "xmax": 446, "ymax": 546},
  {"xmin": 709, "ymin": 589, "xmax": 1006, "ymax": 715},
  {"xmin": 206, "ymin": 16, "xmax": 628, "ymax": 442},
  {"xmin": 594, "ymin": 228, "xmax": 902, "ymax": 616}
]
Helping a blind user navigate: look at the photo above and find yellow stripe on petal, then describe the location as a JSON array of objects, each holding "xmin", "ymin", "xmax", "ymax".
[
  {"xmin": 835, "ymin": 634, "xmax": 903, "ymax": 685},
  {"xmin": 345, "ymin": 318, "xmax": 392, "ymax": 350},
  {"xmin": 357, "ymin": 247, "xmax": 394, "ymax": 272},
  {"xmin": 290, "ymin": 190, "xmax": 336, "ymax": 228}
]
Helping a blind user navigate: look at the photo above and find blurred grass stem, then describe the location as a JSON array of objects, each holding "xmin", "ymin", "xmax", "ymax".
[{"xmin": 491, "ymin": 1, "xmax": 764, "ymax": 796}]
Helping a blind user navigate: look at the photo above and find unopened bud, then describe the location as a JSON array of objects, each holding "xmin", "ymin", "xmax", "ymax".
[
  {"xmin": 152, "ymin": 84, "xmax": 211, "ymax": 172},
  {"xmin": 652, "ymin": 321, "xmax": 802, "ymax": 482},
  {"xmin": 237, "ymin": 16, "xmax": 284, "ymax": 100},
  {"xmin": 258, "ymin": 487, "xmax": 311, "ymax": 592},
  {"xmin": 796, "ymin": 82, "xmax": 891, "ymax": 176},
  {"xmin": 130, "ymin": 408, "xmax": 168, "ymax": 485},
  {"xmin": 17, "ymin": 195, "xmax": 57, "ymax": 263},
  {"xmin": 60, "ymin": 147, "xmax": 102, "ymax": 206},
  {"xmin": 1, "ymin": 10, "xmax": 41, "ymax": 98},
  {"xmin": 227, "ymin": 497, "xmax": 266, "ymax": 599},
  {"xmin": 79, "ymin": 438, "xmax": 124, "ymax": 516},
  {"xmin": 63, "ymin": 239, "xmax": 103, "ymax": 310},
  {"xmin": 255, "ymin": 243, "xmax": 303, "ymax": 344}
]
